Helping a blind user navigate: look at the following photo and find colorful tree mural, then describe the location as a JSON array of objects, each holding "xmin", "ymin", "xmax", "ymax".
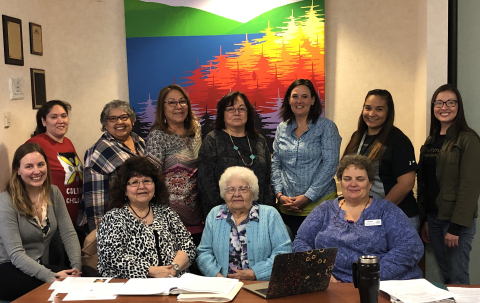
[{"xmin": 126, "ymin": 0, "xmax": 325, "ymax": 148}]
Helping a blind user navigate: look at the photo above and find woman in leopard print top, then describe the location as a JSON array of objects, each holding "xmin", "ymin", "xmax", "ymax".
[{"xmin": 97, "ymin": 157, "xmax": 196, "ymax": 278}]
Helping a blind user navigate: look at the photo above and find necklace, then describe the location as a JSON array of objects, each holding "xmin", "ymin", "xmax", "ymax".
[
  {"xmin": 228, "ymin": 133, "xmax": 255, "ymax": 167},
  {"xmin": 334, "ymin": 197, "xmax": 371, "ymax": 226},
  {"xmin": 128, "ymin": 204, "xmax": 151, "ymax": 224}
]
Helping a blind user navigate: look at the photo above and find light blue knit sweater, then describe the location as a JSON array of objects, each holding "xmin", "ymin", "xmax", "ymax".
[{"xmin": 196, "ymin": 204, "xmax": 292, "ymax": 280}]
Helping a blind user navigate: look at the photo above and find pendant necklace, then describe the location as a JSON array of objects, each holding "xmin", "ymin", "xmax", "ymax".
[
  {"xmin": 129, "ymin": 204, "xmax": 151, "ymax": 224},
  {"xmin": 228, "ymin": 133, "xmax": 255, "ymax": 167}
]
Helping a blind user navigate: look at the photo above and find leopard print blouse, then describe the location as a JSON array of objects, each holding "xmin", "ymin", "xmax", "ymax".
[{"xmin": 97, "ymin": 204, "xmax": 196, "ymax": 278}]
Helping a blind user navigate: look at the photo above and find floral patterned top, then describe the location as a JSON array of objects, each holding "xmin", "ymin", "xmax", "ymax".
[
  {"xmin": 216, "ymin": 202, "xmax": 259, "ymax": 274},
  {"xmin": 145, "ymin": 121, "xmax": 203, "ymax": 233}
]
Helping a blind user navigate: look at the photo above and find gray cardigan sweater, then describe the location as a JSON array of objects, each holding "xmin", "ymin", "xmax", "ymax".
[{"xmin": 0, "ymin": 185, "xmax": 82, "ymax": 282}]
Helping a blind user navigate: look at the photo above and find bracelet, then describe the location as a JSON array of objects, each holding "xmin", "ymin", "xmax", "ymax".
[{"xmin": 277, "ymin": 194, "xmax": 284, "ymax": 201}]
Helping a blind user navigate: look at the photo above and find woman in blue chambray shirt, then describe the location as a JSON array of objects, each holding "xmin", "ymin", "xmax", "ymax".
[{"xmin": 272, "ymin": 79, "xmax": 341, "ymax": 236}]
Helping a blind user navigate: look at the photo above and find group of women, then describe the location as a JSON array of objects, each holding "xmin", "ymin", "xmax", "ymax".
[{"xmin": 0, "ymin": 80, "xmax": 479, "ymax": 301}]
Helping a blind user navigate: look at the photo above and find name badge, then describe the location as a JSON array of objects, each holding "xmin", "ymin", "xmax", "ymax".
[{"xmin": 364, "ymin": 219, "xmax": 381, "ymax": 226}]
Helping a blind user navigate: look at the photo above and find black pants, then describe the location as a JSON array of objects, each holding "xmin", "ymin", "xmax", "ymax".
[
  {"xmin": 280, "ymin": 212, "xmax": 306, "ymax": 238},
  {"xmin": 0, "ymin": 262, "xmax": 67, "ymax": 301}
]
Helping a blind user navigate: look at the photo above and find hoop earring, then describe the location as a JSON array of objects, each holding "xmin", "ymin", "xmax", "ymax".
[{"xmin": 163, "ymin": 118, "xmax": 166, "ymax": 124}]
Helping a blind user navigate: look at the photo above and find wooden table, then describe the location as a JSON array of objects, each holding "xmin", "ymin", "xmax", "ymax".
[{"xmin": 12, "ymin": 280, "xmax": 391, "ymax": 303}]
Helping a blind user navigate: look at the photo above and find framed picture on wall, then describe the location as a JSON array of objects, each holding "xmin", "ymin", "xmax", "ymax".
[
  {"xmin": 2, "ymin": 15, "xmax": 24, "ymax": 66},
  {"xmin": 29, "ymin": 22, "xmax": 43, "ymax": 55},
  {"xmin": 30, "ymin": 68, "xmax": 47, "ymax": 109}
]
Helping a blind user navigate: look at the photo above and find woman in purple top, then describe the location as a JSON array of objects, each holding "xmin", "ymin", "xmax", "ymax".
[{"xmin": 293, "ymin": 154, "xmax": 423, "ymax": 282}]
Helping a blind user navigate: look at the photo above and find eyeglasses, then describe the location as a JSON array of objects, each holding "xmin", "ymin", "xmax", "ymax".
[
  {"xmin": 165, "ymin": 99, "xmax": 188, "ymax": 108},
  {"xmin": 225, "ymin": 185, "xmax": 251, "ymax": 194},
  {"xmin": 225, "ymin": 107, "xmax": 248, "ymax": 114},
  {"xmin": 433, "ymin": 100, "xmax": 457, "ymax": 108},
  {"xmin": 127, "ymin": 179, "xmax": 154, "ymax": 187},
  {"xmin": 108, "ymin": 114, "xmax": 130, "ymax": 123}
]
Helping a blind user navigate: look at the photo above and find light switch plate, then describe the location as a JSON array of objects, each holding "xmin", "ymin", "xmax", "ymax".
[{"xmin": 9, "ymin": 78, "xmax": 24, "ymax": 100}]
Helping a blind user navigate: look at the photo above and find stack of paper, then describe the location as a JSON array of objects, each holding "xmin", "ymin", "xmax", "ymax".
[
  {"xmin": 380, "ymin": 279, "xmax": 456, "ymax": 303},
  {"xmin": 177, "ymin": 282, "xmax": 244, "ymax": 302},
  {"xmin": 447, "ymin": 287, "xmax": 480, "ymax": 303},
  {"xmin": 48, "ymin": 277, "xmax": 121, "ymax": 301},
  {"xmin": 113, "ymin": 273, "xmax": 242, "ymax": 302}
]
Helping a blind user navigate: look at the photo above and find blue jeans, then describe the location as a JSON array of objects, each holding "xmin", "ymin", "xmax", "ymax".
[
  {"xmin": 408, "ymin": 215, "xmax": 420, "ymax": 232},
  {"xmin": 427, "ymin": 214, "xmax": 476, "ymax": 284}
]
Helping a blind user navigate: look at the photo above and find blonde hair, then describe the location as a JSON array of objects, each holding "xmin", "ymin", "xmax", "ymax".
[{"xmin": 6, "ymin": 143, "xmax": 51, "ymax": 217}]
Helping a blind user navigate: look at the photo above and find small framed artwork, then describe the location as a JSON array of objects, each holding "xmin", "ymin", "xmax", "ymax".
[
  {"xmin": 31, "ymin": 68, "xmax": 47, "ymax": 109},
  {"xmin": 2, "ymin": 15, "xmax": 24, "ymax": 66},
  {"xmin": 29, "ymin": 22, "xmax": 43, "ymax": 55}
]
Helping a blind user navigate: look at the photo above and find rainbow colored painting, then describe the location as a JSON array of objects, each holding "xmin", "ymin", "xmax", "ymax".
[{"xmin": 125, "ymin": 0, "xmax": 325, "ymax": 147}]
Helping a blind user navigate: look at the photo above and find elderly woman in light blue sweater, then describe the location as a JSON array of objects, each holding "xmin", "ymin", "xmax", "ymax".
[{"xmin": 196, "ymin": 166, "xmax": 292, "ymax": 280}]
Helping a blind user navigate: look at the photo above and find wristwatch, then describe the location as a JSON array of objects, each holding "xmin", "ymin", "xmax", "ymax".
[{"xmin": 171, "ymin": 262, "xmax": 180, "ymax": 276}]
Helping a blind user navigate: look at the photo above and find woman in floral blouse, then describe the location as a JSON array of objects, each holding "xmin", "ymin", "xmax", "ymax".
[
  {"xmin": 145, "ymin": 84, "xmax": 203, "ymax": 245},
  {"xmin": 196, "ymin": 166, "xmax": 291, "ymax": 281}
]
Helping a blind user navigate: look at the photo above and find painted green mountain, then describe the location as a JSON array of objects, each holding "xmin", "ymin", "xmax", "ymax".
[{"xmin": 124, "ymin": 0, "xmax": 322, "ymax": 38}]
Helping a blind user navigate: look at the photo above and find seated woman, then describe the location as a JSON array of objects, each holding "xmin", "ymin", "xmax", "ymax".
[
  {"xmin": 293, "ymin": 154, "xmax": 423, "ymax": 282},
  {"xmin": 97, "ymin": 157, "xmax": 196, "ymax": 279},
  {"xmin": 196, "ymin": 166, "xmax": 292, "ymax": 281},
  {"xmin": 0, "ymin": 143, "xmax": 81, "ymax": 301}
]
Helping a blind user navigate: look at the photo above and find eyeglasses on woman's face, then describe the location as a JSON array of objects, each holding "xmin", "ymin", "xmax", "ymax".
[
  {"xmin": 225, "ymin": 185, "xmax": 251, "ymax": 194},
  {"xmin": 107, "ymin": 114, "xmax": 130, "ymax": 123},
  {"xmin": 225, "ymin": 106, "xmax": 247, "ymax": 114},
  {"xmin": 127, "ymin": 178, "xmax": 154, "ymax": 187},
  {"xmin": 433, "ymin": 100, "xmax": 457, "ymax": 108},
  {"xmin": 165, "ymin": 99, "xmax": 188, "ymax": 108}
]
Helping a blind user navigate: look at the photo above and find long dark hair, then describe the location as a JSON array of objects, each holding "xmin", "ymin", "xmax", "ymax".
[
  {"xmin": 215, "ymin": 91, "xmax": 258, "ymax": 137},
  {"xmin": 150, "ymin": 84, "xmax": 198, "ymax": 137},
  {"xmin": 429, "ymin": 84, "xmax": 479, "ymax": 144},
  {"xmin": 34, "ymin": 100, "xmax": 71, "ymax": 135},
  {"xmin": 280, "ymin": 79, "xmax": 322, "ymax": 124},
  {"xmin": 343, "ymin": 89, "xmax": 395, "ymax": 161}
]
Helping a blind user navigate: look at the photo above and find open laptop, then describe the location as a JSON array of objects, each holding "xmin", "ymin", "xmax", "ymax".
[{"xmin": 243, "ymin": 247, "xmax": 338, "ymax": 299}]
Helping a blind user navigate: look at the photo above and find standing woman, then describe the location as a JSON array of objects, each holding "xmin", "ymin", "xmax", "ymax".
[
  {"xmin": 77, "ymin": 100, "xmax": 145, "ymax": 233},
  {"xmin": 272, "ymin": 79, "xmax": 341, "ymax": 236},
  {"xmin": 418, "ymin": 84, "xmax": 480, "ymax": 284},
  {"xmin": 27, "ymin": 100, "xmax": 83, "ymax": 227},
  {"xmin": 0, "ymin": 143, "xmax": 81, "ymax": 301},
  {"xmin": 198, "ymin": 91, "xmax": 275, "ymax": 218},
  {"xmin": 343, "ymin": 89, "xmax": 419, "ymax": 230},
  {"xmin": 145, "ymin": 84, "xmax": 203, "ymax": 246}
]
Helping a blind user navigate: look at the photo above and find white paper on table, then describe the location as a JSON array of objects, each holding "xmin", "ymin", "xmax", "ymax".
[
  {"xmin": 113, "ymin": 278, "xmax": 176, "ymax": 295},
  {"xmin": 48, "ymin": 277, "xmax": 112, "ymax": 290},
  {"xmin": 174, "ymin": 273, "xmax": 238, "ymax": 294},
  {"xmin": 61, "ymin": 283, "xmax": 121, "ymax": 301},
  {"xmin": 447, "ymin": 287, "xmax": 480, "ymax": 303},
  {"xmin": 380, "ymin": 279, "xmax": 456, "ymax": 303}
]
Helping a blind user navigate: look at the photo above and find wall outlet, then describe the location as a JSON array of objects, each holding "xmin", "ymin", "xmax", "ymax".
[{"xmin": 9, "ymin": 78, "xmax": 24, "ymax": 100}]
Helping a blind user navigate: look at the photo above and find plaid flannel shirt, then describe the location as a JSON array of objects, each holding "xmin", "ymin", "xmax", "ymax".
[{"xmin": 77, "ymin": 131, "xmax": 145, "ymax": 232}]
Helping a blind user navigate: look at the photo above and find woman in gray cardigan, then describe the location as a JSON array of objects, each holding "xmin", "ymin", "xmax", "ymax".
[{"xmin": 0, "ymin": 143, "xmax": 82, "ymax": 301}]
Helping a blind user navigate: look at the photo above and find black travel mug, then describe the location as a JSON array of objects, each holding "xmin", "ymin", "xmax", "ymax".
[{"xmin": 352, "ymin": 255, "xmax": 379, "ymax": 303}]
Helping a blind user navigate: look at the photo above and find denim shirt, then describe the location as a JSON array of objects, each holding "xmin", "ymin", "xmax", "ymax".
[{"xmin": 272, "ymin": 117, "xmax": 341, "ymax": 203}]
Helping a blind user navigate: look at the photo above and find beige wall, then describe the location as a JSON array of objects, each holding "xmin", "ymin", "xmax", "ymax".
[
  {"xmin": 0, "ymin": 0, "xmax": 449, "ymax": 186},
  {"xmin": 325, "ymin": 0, "xmax": 448, "ymax": 158},
  {"xmin": 0, "ymin": 0, "xmax": 129, "ymax": 190}
]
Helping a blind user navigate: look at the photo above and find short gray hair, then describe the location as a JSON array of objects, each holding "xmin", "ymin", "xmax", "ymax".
[
  {"xmin": 218, "ymin": 166, "xmax": 259, "ymax": 201},
  {"xmin": 336, "ymin": 154, "xmax": 375, "ymax": 182},
  {"xmin": 100, "ymin": 100, "xmax": 136, "ymax": 131}
]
